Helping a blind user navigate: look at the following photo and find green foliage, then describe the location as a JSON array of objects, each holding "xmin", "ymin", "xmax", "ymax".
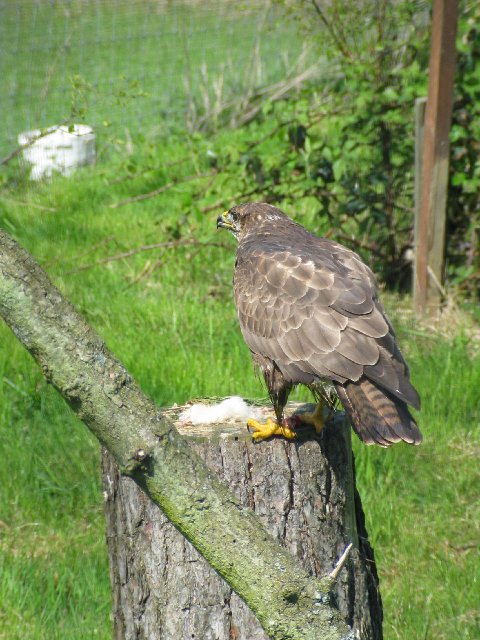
[
  {"xmin": 258, "ymin": 0, "xmax": 478, "ymax": 298},
  {"xmin": 252, "ymin": 0, "xmax": 429, "ymax": 288},
  {"xmin": 448, "ymin": 4, "xmax": 480, "ymax": 300}
]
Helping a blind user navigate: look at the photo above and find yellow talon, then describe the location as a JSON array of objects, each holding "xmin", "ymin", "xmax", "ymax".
[
  {"xmin": 301, "ymin": 403, "xmax": 328, "ymax": 434},
  {"xmin": 247, "ymin": 417, "xmax": 296, "ymax": 442}
]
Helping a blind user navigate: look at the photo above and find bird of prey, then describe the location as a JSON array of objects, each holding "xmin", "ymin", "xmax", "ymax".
[{"xmin": 217, "ymin": 202, "xmax": 422, "ymax": 447}]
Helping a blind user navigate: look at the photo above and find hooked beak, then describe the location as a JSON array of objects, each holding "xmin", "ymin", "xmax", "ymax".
[{"xmin": 216, "ymin": 210, "xmax": 233, "ymax": 230}]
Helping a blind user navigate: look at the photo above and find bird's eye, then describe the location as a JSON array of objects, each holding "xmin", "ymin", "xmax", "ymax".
[{"xmin": 231, "ymin": 212, "xmax": 238, "ymax": 222}]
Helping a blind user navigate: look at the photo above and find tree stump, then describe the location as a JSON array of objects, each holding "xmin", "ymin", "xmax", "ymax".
[{"xmin": 102, "ymin": 401, "xmax": 383, "ymax": 640}]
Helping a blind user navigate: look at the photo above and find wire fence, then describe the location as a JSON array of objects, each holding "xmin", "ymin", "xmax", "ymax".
[{"xmin": 0, "ymin": 0, "xmax": 313, "ymax": 158}]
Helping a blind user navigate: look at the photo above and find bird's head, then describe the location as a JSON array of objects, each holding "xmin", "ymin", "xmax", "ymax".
[{"xmin": 216, "ymin": 202, "xmax": 287, "ymax": 241}]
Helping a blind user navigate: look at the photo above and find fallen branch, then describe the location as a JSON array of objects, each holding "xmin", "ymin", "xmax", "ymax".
[
  {"xmin": 234, "ymin": 64, "xmax": 322, "ymax": 128},
  {"xmin": 46, "ymin": 235, "xmax": 115, "ymax": 267},
  {"xmin": 67, "ymin": 238, "xmax": 230, "ymax": 274},
  {"xmin": 128, "ymin": 254, "xmax": 164, "ymax": 285},
  {"xmin": 199, "ymin": 185, "xmax": 265, "ymax": 214},
  {"xmin": 329, "ymin": 543, "xmax": 353, "ymax": 582},
  {"xmin": 0, "ymin": 119, "xmax": 69, "ymax": 167},
  {"xmin": 109, "ymin": 171, "xmax": 215, "ymax": 209},
  {"xmin": 191, "ymin": 62, "xmax": 324, "ymax": 132},
  {"xmin": 0, "ymin": 195, "xmax": 57, "ymax": 212}
]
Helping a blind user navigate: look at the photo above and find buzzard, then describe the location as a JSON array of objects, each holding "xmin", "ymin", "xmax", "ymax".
[{"xmin": 217, "ymin": 202, "xmax": 422, "ymax": 447}]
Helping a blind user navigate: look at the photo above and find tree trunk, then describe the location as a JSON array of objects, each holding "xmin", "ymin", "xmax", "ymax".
[
  {"xmin": 103, "ymin": 402, "xmax": 382, "ymax": 640},
  {"xmin": 0, "ymin": 229, "xmax": 376, "ymax": 639}
]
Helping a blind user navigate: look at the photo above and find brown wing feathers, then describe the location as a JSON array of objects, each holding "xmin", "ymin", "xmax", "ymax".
[{"xmin": 229, "ymin": 203, "xmax": 422, "ymax": 447}]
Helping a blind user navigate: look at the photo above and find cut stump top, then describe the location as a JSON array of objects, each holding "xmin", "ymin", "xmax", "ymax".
[{"xmin": 164, "ymin": 398, "xmax": 346, "ymax": 441}]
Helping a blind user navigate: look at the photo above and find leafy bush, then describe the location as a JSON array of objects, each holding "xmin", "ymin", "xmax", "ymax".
[{"xmin": 448, "ymin": 4, "xmax": 480, "ymax": 300}]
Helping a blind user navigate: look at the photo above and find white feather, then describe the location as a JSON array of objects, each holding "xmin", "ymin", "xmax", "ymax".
[{"xmin": 178, "ymin": 396, "xmax": 262, "ymax": 425}]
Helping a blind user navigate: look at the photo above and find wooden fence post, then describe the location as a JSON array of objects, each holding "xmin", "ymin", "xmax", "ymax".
[{"xmin": 414, "ymin": 0, "xmax": 458, "ymax": 314}]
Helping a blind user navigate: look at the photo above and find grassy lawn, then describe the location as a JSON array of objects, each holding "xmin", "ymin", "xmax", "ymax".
[{"xmin": 0, "ymin": 139, "xmax": 479, "ymax": 639}]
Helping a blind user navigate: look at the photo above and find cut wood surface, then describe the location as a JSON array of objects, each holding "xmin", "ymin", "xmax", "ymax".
[{"xmin": 103, "ymin": 402, "xmax": 383, "ymax": 640}]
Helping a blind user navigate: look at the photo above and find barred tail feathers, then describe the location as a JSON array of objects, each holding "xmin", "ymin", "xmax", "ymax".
[{"xmin": 335, "ymin": 378, "xmax": 422, "ymax": 447}]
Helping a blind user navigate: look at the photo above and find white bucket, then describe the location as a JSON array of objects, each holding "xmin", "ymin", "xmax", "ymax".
[{"xmin": 18, "ymin": 124, "xmax": 96, "ymax": 180}]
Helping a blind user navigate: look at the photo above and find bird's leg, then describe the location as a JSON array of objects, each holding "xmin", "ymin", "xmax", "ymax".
[
  {"xmin": 247, "ymin": 416, "xmax": 296, "ymax": 442},
  {"xmin": 247, "ymin": 379, "xmax": 295, "ymax": 442},
  {"xmin": 299, "ymin": 400, "xmax": 329, "ymax": 434}
]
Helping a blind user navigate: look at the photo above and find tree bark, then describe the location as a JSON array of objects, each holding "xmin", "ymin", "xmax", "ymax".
[
  {"xmin": 0, "ymin": 228, "xmax": 378, "ymax": 639},
  {"xmin": 103, "ymin": 405, "xmax": 382, "ymax": 640}
]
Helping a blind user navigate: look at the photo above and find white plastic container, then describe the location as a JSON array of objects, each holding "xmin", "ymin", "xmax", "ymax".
[{"xmin": 18, "ymin": 124, "xmax": 96, "ymax": 180}]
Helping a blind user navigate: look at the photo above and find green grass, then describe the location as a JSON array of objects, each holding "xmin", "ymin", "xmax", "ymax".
[
  {"xmin": 0, "ymin": 357, "xmax": 110, "ymax": 638},
  {"xmin": 0, "ymin": 133, "xmax": 479, "ymax": 640},
  {"xmin": 354, "ymin": 333, "xmax": 480, "ymax": 639}
]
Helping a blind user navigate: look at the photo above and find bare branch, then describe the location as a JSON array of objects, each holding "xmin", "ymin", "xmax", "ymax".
[
  {"xmin": 199, "ymin": 185, "xmax": 266, "ymax": 215},
  {"xmin": 0, "ymin": 195, "xmax": 57, "ymax": 212},
  {"xmin": 66, "ymin": 238, "xmax": 230, "ymax": 274},
  {"xmin": 427, "ymin": 265, "xmax": 447, "ymax": 298},
  {"xmin": 109, "ymin": 171, "xmax": 215, "ymax": 209},
  {"xmin": 233, "ymin": 65, "xmax": 321, "ymax": 128},
  {"xmin": 109, "ymin": 181, "xmax": 175, "ymax": 209},
  {"xmin": 310, "ymin": 0, "xmax": 353, "ymax": 61},
  {"xmin": 0, "ymin": 119, "xmax": 69, "ymax": 167},
  {"xmin": 46, "ymin": 236, "xmax": 115, "ymax": 268},
  {"xmin": 329, "ymin": 543, "xmax": 353, "ymax": 582},
  {"xmin": 334, "ymin": 231, "xmax": 385, "ymax": 258}
]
